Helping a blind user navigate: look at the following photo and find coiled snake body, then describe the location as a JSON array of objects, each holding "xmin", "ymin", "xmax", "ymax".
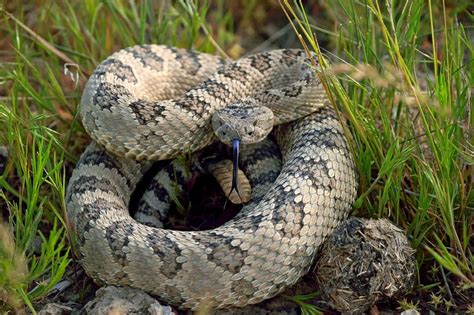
[{"xmin": 66, "ymin": 45, "xmax": 357, "ymax": 309}]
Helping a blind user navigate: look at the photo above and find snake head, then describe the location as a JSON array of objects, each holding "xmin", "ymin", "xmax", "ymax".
[
  {"xmin": 211, "ymin": 102, "xmax": 274, "ymax": 144},
  {"xmin": 212, "ymin": 102, "xmax": 273, "ymax": 205}
]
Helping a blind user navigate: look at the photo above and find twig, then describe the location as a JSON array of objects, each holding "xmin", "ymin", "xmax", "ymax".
[
  {"xmin": 1, "ymin": 9, "xmax": 87, "ymax": 79},
  {"xmin": 440, "ymin": 265, "xmax": 455, "ymax": 304}
]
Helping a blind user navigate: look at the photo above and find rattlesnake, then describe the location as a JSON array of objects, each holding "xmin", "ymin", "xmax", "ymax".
[{"xmin": 66, "ymin": 45, "xmax": 358, "ymax": 310}]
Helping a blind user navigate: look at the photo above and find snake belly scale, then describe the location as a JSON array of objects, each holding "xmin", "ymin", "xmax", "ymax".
[{"xmin": 66, "ymin": 45, "xmax": 358, "ymax": 309}]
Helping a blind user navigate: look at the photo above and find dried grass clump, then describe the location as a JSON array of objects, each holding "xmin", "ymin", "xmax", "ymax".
[
  {"xmin": 314, "ymin": 218, "xmax": 416, "ymax": 313},
  {"xmin": 0, "ymin": 222, "xmax": 28, "ymax": 311}
]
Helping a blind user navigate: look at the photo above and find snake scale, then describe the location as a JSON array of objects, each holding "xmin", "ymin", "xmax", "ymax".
[{"xmin": 66, "ymin": 45, "xmax": 358, "ymax": 310}]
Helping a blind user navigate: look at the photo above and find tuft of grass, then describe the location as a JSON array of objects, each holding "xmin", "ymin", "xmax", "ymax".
[
  {"xmin": 284, "ymin": 292, "xmax": 323, "ymax": 315},
  {"xmin": 398, "ymin": 298, "xmax": 420, "ymax": 312},
  {"xmin": 0, "ymin": 222, "xmax": 28, "ymax": 312},
  {"xmin": 0, "ymin": 102, "xmax": 70, "ymax": 312},
  {"xmin": 282, "ymin": 0, "xmax": 472, "ymax": 309}
]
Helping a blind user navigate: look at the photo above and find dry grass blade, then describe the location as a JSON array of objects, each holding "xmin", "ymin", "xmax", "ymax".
[{"xmin": 1, "ymin": 8, "xmax": 85, "ymax": 77}]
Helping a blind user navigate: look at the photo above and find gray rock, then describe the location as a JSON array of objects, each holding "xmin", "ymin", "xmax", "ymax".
[
  {"xmin": 83, "ymin": 286, "xmax": 174, "ymax": 315},
  {"xmin": 38, "ymin": 303, "xmax": 73, "ymax": 315}
]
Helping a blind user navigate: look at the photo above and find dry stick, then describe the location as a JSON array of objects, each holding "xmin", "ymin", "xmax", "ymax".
[
  {"xmin": 2, "ymin": 9, "xmax": 88, "ymax": 79},
  {"xmin": 440, "ymin": 266, "xmax": 455, "ymax": 305}
]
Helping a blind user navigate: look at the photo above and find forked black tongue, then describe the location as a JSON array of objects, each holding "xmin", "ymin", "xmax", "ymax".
[
  {"xmin": 224, "ymin": 138, "xmax": 242, "ymax": 209},
  {"xmin": 231, "ymin": 138, "xmax": 240, "ymax": 192}
]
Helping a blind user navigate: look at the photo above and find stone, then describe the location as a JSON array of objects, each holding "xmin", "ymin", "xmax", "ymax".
[
  {"xmin": 83, "ymin": 286, "xmax": 174, "ymax": 315},
  {"xmin": 38, "ymin": 303, "xmax": 73, "ymax": 315}
]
